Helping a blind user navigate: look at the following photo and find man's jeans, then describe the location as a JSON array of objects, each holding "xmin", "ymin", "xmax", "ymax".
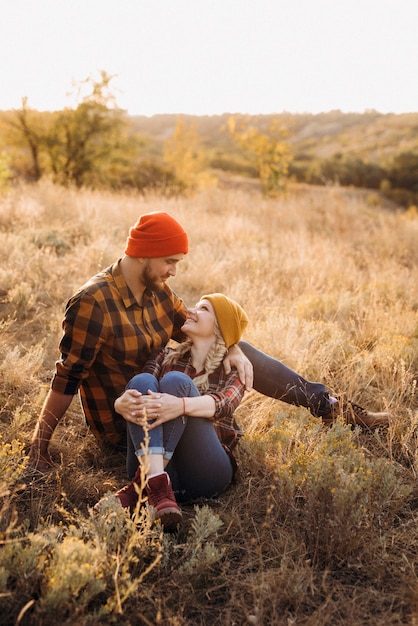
[{"xmin": 239, "ymin": 341, "xmax": 331, "ymax": 417}]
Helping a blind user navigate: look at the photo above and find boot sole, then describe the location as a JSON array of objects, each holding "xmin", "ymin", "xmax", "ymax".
[
  {"xmin": 151, "ymin": 506, "xmax": 183, "ymax": 531},
  {"xmin": 322, "ymin": 417, "xmax": 391, "ymax": 429}
]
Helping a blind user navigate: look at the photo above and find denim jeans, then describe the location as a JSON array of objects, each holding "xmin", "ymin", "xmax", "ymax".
[
  {"xmin": 125, "ymin": 371, "xmax": 233, "ymax": 501},
  {"xmin": 239, "ymin": 341, "xmax": 331, "ymax": 417}
]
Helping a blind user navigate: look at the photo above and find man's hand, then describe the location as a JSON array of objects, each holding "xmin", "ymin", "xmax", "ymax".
[
  {"xmin": 28, "ymin": 390, "xmax": 73, "ymax": 471},
  {"xmin": 114, "ymin": 388, "xmax": 143, "ymax": 422},
  {"xmin": 28, "ymin": 443, "xmax": 55, "ymax": 472},
  {"xmin": 223, "ymin": 344, "xmax": 253, "ymax": 391}
]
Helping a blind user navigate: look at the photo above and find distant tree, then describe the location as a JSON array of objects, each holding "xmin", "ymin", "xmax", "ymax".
[
  {"xmin": 8, "ymin": 97, "xmax": 45, "ymax": 181},
  {"xmin": 116, "ymin": 160, "xmax": 179, "ymax": 195},
  {"xmin": 44, "ymin": 71, "xmax": 127, "ymax": 187},
  {"xmin": 377, "ymin": 151, "xmax": 418, "ymax": 207},
  {"xmin": 388, "ymin": 152, "xmax": 418, "ymax": 192},
  {"xmin": 306, "ymin": 153, "xmax": 386, "ymax": 189},
  {"xmin": 227, "ymin": 115, "xmax": 292, "ymax": 194},
  {"xmin": 9, "ymin": 71, "xmax": 128, "ymax": 188},
  {"xmin": 0, "ymin": 151, "xmax": 12, "ymax": 191},
  {"xmin": 163, "ymin": 117, "xmax": 206, "ymax": 192}
]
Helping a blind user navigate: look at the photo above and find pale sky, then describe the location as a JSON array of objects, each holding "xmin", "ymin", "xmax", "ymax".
[{"xmin": 1, "ymin": 0, "xmax": 417, "ymax": 116}]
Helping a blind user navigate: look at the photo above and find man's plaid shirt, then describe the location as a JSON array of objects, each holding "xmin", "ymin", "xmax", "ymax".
[
  {"xmin": 51, "ymin": 260, "xmax": 187, "ymax": 445},
  {"xmin": 143, "ymin": 348, "xmax": 245, "ymax": 451}
]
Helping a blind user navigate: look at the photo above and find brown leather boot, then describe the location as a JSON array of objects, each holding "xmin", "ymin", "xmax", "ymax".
[
  {"xmin": 322, "ymin": 399, "xmax": 392, "ymax": 428},
  {"xmin": 146, "ymin": 472, "xmax": 182, "ymax": 531}
]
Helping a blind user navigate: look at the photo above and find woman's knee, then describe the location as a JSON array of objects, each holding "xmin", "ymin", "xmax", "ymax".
[
  {"xmin": 126, "ymin": 373, "xmax": 158, "ymax": 393},
  {"xmin": 160, "ymin": 371, "xmax": 190, "ymax": 385},
  {"xmin": 159, "ymin": 372, "xmax": 199, "ymax": 396}
]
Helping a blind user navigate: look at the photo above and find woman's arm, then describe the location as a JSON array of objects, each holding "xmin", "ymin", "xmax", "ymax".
[
  {"xmin": 145, "ymin": 368, "xmax": 244, "ymax": 430},
  {"xmin": 144, "ymin": 391, "xmax": 216, "ymax": 430},
  {"xmin": 181, "ymin": 394, "xmax": 216, "ymax": 418}
]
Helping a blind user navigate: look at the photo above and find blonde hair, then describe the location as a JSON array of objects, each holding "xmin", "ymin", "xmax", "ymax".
[{"xmin": 163, "ymin": 321, "xmax": 227, "ymax": 392}]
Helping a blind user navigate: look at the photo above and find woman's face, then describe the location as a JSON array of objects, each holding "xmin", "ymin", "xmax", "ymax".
[{"xmin": 181, "ymin": 299, "xmax": 216, "ymax": 340}]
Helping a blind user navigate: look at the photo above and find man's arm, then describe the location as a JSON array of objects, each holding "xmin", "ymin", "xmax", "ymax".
[
  {"xmin": 29, "ymin": 389, "xmax": 74, "ymax": 471},
  {"xmin": 222, "ymin": 344, "xmax": 253, "ymax": 391}
]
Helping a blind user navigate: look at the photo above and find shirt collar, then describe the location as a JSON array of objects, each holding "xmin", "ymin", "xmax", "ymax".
[
  {"xmin": 111, "ymin": 259, "xmax": 170, "ymax": 308},
  {"xmin": 112, "ymin": 259, "xmax": 139, "ymax": 308}
]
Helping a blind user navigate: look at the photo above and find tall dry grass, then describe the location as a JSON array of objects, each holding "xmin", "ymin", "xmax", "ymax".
[{"xmin": 0, "ymin": 180, "xmax": 417, "ymax": 625}]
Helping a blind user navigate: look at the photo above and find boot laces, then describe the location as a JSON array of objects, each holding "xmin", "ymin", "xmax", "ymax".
[
  {"xmin": 348, "ymin": 402, "xmax": 368, "ymax": 418},
  {"xmin": 117, "ymin": 481, "xmax": 136, "ymax": 495}
]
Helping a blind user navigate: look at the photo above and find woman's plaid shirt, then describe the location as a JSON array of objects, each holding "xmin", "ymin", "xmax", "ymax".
[
  {"xmin": 51, "ymin": 260, "xmax": 187, "ymax": 445},
  {"xmin": 143, "ymin": 348, "xmax": 245, "ymax": 451}
]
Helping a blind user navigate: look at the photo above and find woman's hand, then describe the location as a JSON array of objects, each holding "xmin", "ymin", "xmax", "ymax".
[
  {"xmin": 115, "ymin": 389, "xmax": 183, "ymax": 427},
  {"xmin": 143, "ymin": 391, "xmax": 183, "ymax": 429}
]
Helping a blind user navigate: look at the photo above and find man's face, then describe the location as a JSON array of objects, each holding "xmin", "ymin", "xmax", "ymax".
[{"xmin": 140, "ymin": 254, "xmax": 184, "ymax": 291}]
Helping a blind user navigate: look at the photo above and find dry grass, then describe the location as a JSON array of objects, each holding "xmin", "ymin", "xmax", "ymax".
[{"xmin": 0, "ymin": 180, "xmax": 417, "ymax": 625}]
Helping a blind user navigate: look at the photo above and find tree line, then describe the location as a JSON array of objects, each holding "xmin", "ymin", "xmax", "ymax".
[
  {"xmin": 1, "ymin": 72, "xmax": 417, "ymax": 206},
  {"xmin": 288, "ymin": 150, "xmax": 418, "ymax": 207}
]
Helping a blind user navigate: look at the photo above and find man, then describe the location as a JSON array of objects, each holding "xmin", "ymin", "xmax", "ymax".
[{"xmin": 29, "ymin": 211, "xmax": 391, "ymax": 470}]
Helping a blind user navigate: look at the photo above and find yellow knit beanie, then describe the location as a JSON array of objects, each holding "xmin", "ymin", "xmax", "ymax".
[{"xmin": 201, "ymin": 293, "xmax": 248, "ymax": 348}]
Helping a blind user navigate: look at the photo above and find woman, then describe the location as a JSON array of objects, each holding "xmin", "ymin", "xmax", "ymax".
[{"xmin": 112, "ymin": 293, "xmax": 249, "ymax": 530}]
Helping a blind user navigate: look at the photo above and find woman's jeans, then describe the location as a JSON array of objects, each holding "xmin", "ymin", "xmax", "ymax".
[
  {"xmin": 239, "ymin": 341, "xmax": 331, "ymax": 417},
  {"xmin": 125, "ymin": 372, "xmax": 233, "ymax": 502}
]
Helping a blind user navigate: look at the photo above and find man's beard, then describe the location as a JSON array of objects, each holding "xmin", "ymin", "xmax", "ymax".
[{"xmin": 141, "ymin": 262, "xmax": 166, "ymax": 292}]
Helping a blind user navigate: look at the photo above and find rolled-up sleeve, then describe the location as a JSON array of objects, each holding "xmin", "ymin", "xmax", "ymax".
[
  {"xmin": 207, "ymin": 368, "xmax": 245, "ymax": 450},
  {"xmin": 52, "ymin": 293, "xmax": 108, "ymax": 395},
  {"xmin": 207, "ymin": 370, "xmax": 245, "ymax": 422}
]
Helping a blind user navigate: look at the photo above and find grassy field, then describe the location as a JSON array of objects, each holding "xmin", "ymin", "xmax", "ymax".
[{"xmin": 0, "ymin": 181, "xmax": 417, "ymax": 625}]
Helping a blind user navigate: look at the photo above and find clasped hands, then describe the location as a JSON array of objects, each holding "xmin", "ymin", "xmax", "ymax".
[{"xmin": 114, "ymin": 389, "xmax": 182, "ymax": 429}]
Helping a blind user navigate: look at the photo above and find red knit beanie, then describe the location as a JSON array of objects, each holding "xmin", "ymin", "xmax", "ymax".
[{"xmin": 125, "ymin": 211, "xmax": 188, "ymax": 258}]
